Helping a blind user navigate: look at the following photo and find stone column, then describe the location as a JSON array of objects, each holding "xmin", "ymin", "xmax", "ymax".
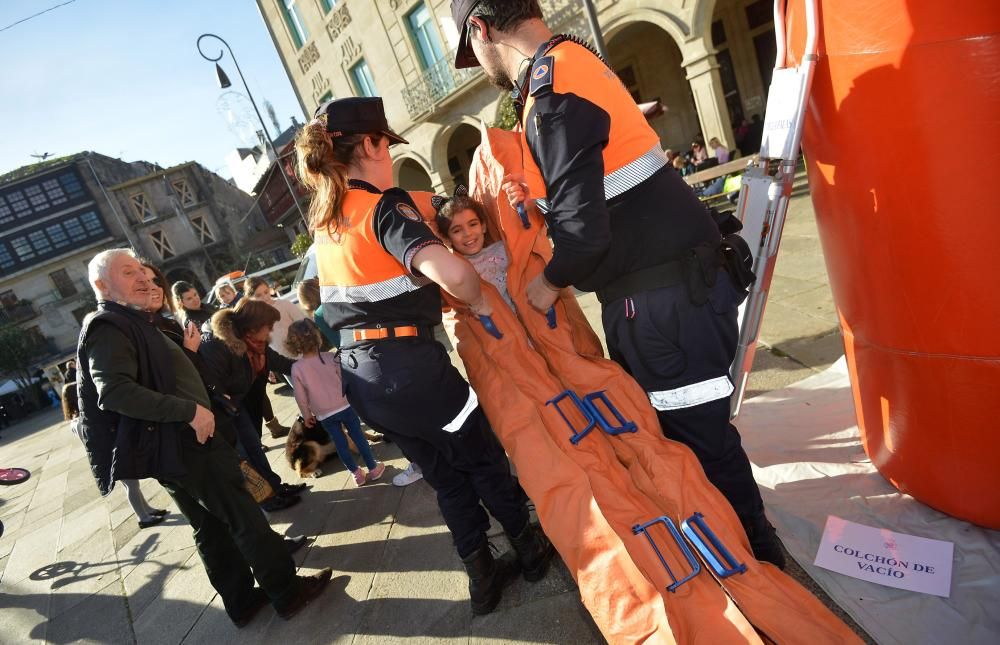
[{"xmin": 682, "ymin": 46, "xmax": 736, "ymax": 149}]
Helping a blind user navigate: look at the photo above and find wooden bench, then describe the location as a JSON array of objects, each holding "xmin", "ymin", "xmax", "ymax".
[{"xmin": 683, "ymin": 155, "xmax": 758, "ymax": 186}]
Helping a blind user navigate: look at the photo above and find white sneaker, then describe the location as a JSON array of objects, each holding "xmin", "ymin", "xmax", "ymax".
[{"xmin": 392, "ymin": 462, "xmax": 423, "ymax": 487}]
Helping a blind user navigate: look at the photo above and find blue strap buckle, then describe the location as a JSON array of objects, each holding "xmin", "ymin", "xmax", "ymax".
[
  {"xmin": 632, "ymin": 516, "xmax": 702, "ymax": 592},
  {"xmin": 478, "ymin": 315, "xmax": 503, "ymax": 340},
  {"xmin": 545, "ymin": 305, "xmax": 557, "ymax": 329},
  {"xmin": 680, "ymin": 512, "xmax": 747, "ymax": 579},
  {"xmin": 582, "ymin": 391, "xmax": 638, "ymax": 436}
]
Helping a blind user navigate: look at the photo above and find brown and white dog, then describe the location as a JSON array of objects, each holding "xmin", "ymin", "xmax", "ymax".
[{"xmin": 285, "ymin": 416, "xmax": 337, "ymax": 478}]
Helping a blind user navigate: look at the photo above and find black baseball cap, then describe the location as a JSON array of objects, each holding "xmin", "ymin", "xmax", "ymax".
[
  {"xmin": 312, "ymin": 97, "xmax": 408, "ymax": 146},
  {"xmin": 451, "ymin": 0, "xmax": 481, "ymax": 69}
]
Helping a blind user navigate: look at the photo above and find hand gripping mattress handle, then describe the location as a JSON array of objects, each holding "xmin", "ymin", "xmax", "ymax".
[
  {"xmin": 516, "ymin": 202, "xmax": 530, "ymax": 228},
  {"xmin": 478, "ymin": 315, "xmax": 503, "ymax": 340}
]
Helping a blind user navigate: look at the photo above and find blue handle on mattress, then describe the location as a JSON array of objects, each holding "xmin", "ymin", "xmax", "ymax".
[
  {"xmin": 516, "ymin": 202, "xmax": 530, "ymax": 228},
  {"xmin": 478, "ymin": 315, "xmax": 503, "ymax": 340},
  {"xmin": 545, "ymin": 306, "xmax": 557, "ymax": 329},
  {"xmin": 632, "ymin": 516, "xmax": 702, "ymax": 592},
  {"xmin": 547, "ymin": 390, "xmax": 596, "ymax": 445},
  {"xmin": 582, "ymin": 391, "xmax": 638, "ymax": 436},
  {"xmin": 680, "ymin": 512, "xmax": 748, "ymax": 579}
]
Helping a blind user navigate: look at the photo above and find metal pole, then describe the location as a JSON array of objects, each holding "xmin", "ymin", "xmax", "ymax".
[
  {"xmin": 581, "ymin": 0, "xmax": 609, "ymax": 61},
  {"xmin": 196, "ymin": 33, "xmax": 309, "ymax": 229}
]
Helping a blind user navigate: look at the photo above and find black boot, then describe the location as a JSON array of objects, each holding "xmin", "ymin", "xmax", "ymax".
[
  {"xmin": 743, "ymin": 512, "xmax": 786, "ymax": 569},
  {"xmin": 506, "ymin": 523, "xmax": 555, "ymax": 582},
  {"xmin": 460, "ymin": 539, "xmax": 520, "ymax": 615}
]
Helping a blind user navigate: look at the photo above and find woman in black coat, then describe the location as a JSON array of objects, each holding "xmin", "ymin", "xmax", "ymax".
[{"xmin": 199, "ymin": 299, "xmax": 304, "ymax": 511}]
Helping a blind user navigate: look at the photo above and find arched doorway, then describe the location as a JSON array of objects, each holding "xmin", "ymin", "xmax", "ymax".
[
  {"xmin": 445, "ymin": 124, "xmax": 481, "ymax": 190},
  {"xmin": 397, "ymin": 158, "xmax": 434, "ymax": 192},
  {"xmin": 606, "ymin": 21, "xmax": 699, "ymax": 151}
]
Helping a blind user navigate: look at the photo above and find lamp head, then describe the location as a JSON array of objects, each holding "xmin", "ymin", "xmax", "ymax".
[{"xmin": 215, "ymin": 63, "xmax": 232, "ymax": 89}]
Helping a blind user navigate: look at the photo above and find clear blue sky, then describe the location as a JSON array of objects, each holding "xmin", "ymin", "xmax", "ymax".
[{"xmin": 0, "ymin": 0, "xmax": 304, "ymax": 179}]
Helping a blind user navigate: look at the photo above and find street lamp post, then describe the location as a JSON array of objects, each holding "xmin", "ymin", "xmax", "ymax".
[
  {"xmin": 196, "ymin": 33, "xmax": 309, "ymax": 229},
  {"xmin": 581, "ymin": 0, "xmax": 609, "ymax": 61}
]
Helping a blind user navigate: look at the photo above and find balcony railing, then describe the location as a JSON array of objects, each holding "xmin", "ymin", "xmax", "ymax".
[
  {"xmin": 401, "ymin": 52, "xmax": 483, "ymax": 120},
  {"xmin": 0, "ymin": 302, "xmax": 38, "ymax": 325}
]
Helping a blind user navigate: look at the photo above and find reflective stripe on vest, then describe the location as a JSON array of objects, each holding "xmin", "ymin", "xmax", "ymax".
[
  {"xmin": 535, "ymin": 144, "xmax": 669, "ymax": 214},
  {"xmin": 315, "ymin": 189, "xmax": 430, "ymax": 304},
  {"xmin": 520, "ymin": 40, "xmax": 664, "ymax": 208},
  {"xmin": 647, "ymin": 376, "xmax": 734, "ymax": 411}
]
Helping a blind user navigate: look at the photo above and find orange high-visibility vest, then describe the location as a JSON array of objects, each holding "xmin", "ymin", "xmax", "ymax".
[
  {"xmin": 519, "ymin": 39, "xmax": 666, "ymax": 207},
  {"xmin": 314, "ymin": 189, "xmax": 431, "ymax": 304}
]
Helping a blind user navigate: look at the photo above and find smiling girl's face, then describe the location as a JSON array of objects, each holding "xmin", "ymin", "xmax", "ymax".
[{"xmin": 446, "ymin": 208, "xmax": 486, "ymax": 256}]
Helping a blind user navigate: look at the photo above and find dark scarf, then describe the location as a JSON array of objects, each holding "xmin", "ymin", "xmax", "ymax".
[{"xmin": 244, "ymin": 335, "xmax": 267, "ymax": 375}]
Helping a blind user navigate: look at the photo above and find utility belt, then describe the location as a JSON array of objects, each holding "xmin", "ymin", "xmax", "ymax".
[
  {"xmin": 596, "ymin": 233, "xmax": 756, "ymax": 306},
  {"xmin": 339, "ymin": 323, "xmax": 435, "ymax": 347}
]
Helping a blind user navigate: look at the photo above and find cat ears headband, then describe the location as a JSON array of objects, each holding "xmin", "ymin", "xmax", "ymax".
[{"xmin": 431, "ymin": 185, "xmax": 469, "ymax": 213}]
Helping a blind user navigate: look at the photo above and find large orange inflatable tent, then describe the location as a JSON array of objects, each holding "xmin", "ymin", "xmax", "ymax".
[
  {"xmin": 784, "ymin": 0, "xmax": 1000, "ymax": 528},
  {"xmin": 410, "ymin": 128, "xmax": 858, "ymax": 644}
]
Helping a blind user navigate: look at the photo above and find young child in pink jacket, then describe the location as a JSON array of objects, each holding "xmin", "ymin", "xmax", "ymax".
[{"xmin": 285, "ymin": 320, "xmax": 384, "ymax": 486}]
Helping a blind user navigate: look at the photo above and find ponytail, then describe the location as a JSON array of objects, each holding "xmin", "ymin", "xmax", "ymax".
[{"xmin": 294, "ymin": 120, "xmax": 383, "ymax": 235}]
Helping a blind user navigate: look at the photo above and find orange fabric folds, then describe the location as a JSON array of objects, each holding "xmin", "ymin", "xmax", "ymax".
[{"xmin": 415, "ymin": 128, "xmax": 858, "ymax": 645}]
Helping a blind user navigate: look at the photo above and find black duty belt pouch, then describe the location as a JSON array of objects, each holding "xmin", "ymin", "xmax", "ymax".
[
  {"xmin": 683, "ymin": 242, "xmax": 723, "ymax": 306},
  {"xmin": 709, "ymin": 207, "xmax": 745, "ymax": 236},
  {"xmin": 720, "ymin": 233, "xmax": 756, "ymax": 291}
]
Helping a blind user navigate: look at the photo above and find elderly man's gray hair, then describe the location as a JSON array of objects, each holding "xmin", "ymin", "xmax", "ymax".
[{"xmin": 88, "ymin": 247, "xmax": 136, "ymax": 296}]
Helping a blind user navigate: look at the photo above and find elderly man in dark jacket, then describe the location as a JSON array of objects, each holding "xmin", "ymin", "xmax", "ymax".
[{"xmin": 77, "ymin": 248, "xmax": 330, "ymax": 626}]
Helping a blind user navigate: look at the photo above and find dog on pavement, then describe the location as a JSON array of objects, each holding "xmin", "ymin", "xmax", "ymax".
[{"xmin": 285, "ymin": 416, "xmax": 337, "ymax": 478}]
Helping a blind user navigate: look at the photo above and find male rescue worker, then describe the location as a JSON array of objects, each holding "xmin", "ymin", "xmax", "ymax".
[{"xmin": 451, "ymin": 0, "xmax": 784, "ymax": 567}]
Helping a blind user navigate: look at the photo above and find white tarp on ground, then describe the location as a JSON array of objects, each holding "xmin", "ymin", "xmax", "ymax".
[{"xmin": 738, "ymin": 358, "xmax": 1000, "ymax": 645}]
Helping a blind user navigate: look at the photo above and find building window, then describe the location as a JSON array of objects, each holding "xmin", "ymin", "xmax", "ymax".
[
  {"xmin": 350, "ymin": 59, "xmax": 378, "ymax": 97},
  {"xmin": 0, "ymin": 171, "xmax": 88, "ymax": 225},
  {"xmin": 50, "ymin": 268, "xmax": 78, "ymax": 298},
  {"xmin": 280, "ymin": 0, "xmax": 310, "ymax": 48},
  {"xmin": 712, "ymin": 20, "xmax": 744, "ymax": 121},
  {"xmin": 408, "ymin": 3, "xmax": 446, "ymax": 70},
  {"xmin": 7, "ymin": 190, "xmax": 30, "ymax": 215},
  {"xmin": 171, "ymin": 178, "xmax": 197, "ymax": 207},
  {"xmin": 11, "ymin": 236, "xmax": 35, "ymax": 261},
  {"xmin": 0, "ymin": 243, "xmax": 13, "ymax": 270},
  {"xmin": 319, "ymin": 0, "xmax": 336, "ymax": 12},
  {"xmin": 150, "ymin": 230, "xmax": 175, "ymax": 259},
  {"xmin": 59, "ymin": 172, "xmax": 85, "ymax": 199},
  {"xmin": 46, "ymin": 222, "xmax": 70, "ymax": 249},
  {"xmin": 190, "ymin": 215, "xmax": 215, "ymax": 243},
  {"xmin": 129, "ymin": 192, "xmax": 155, "ymax": 222},
  {"xmin": 24, "ymin": 326, "xmax": 46, "ymax": 350},
  {"xmin": 71, "ymin": 305, "xmax": 91, "ymax": 326},
  {"xmin": 28, "ymin": 230, "xmax": 52, "ymax": 256},
  {"xmin": 42, "ymin": 178, "xmax": 68, "ymax": 205}
]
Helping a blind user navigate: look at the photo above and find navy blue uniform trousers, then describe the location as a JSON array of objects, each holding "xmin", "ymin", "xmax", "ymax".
[
  {"xmin": 340, "ymin": 337, "xmax": 528, "ymax": 557},
  {"xmin": 601, "ymin": 269, "xmax": 765, "ymax": 522}
]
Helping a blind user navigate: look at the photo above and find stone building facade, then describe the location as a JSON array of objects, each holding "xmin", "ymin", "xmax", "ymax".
[
  {"xmin": 256, "ymin": 0, "xmax": 775, "ymax": 192},
  {"xmin": 0, "ymin": 153, "xmax": 272, "ymax": 376}
]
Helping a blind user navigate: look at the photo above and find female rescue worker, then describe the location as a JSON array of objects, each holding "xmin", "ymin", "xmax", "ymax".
[{"xmin": 294, "ymin": 97, "xmax": 553, "ymax": 615}]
